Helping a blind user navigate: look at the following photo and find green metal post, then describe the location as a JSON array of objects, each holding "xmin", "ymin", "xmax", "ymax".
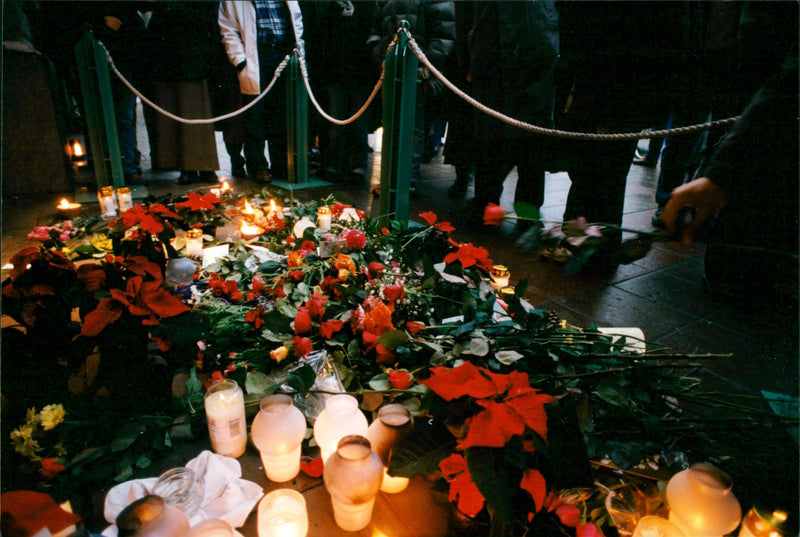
[
  {"xmin": 74, "ymin": 32, "xmax": 125, "ymax": 190},
  {"xmin": 379, "ymin": 22, "xmax": 418, "ymax": 225}
]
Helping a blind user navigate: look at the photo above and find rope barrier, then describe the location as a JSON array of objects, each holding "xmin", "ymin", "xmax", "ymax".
[
  {"xmin": 99, "ymin": 27, "xmax": 741, "ymax": 141},
  {"xmin": 402, "ymin": 28, "xmax": 741, "ymax": 141},
  {"xmin": 100, "ymin": 39, "xmax": 292, "ymax": 125}
]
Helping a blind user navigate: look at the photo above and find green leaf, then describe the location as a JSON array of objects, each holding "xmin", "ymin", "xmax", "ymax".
[
  {"xmin": 245, "ymin": 370, "xmax": 279, "ymax": 395},
  {"xmin": 513, "ymin": 201, "xmax": 541, "ymax": 221},
  {"xmin": 368, "ymin": 373, "xmax": 391, "ymax": 391},
  {"xmin": 111, "ymin": 423, "xmax": 148, "ymax": 452},
  {"xmin": 70, "ymin": 446, "xmax": 106, "ymax": 467},
  {"xmin": 389, "ymin": 419, "xmax": 457, "ymax": 477},
  {"xmin": 377, "ymin": 330, "xmax": 410, "ymax": 348},
  {"xmin": 286, "ymin": 364, "xmax": 316, "ymax": 392},
  {"xmin": 465, "ymin": 446, "xmax": 515, "ymax": 529},
  {"xmin": 114, "ymin": 465, "xmax": 134, "ymax": 482},
  {"xmin": 136, "ymin": 454, "xmax": 152, "ymax": 469}
]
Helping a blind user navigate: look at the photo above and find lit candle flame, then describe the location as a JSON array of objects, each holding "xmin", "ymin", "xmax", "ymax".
[
  {"xmin": 72, "ymin": 140, "xmax": 84, "ymax": 158},
  {"xmin": 240, "ymin": 220, "xmax": 264, "ymax": 237},
  {"xmin": 243, "ymin": 199, "xmax": 255, "ymax": 214},
  {"xmin": 270, "ymin": 199, "xmax": 278, "ymax": 213},
  {"xmin": 58, "ymin": 198, "xmax": 71, "ymax": 209},
  {"xmin": 221, "ymin": 180, "xmax": 231, "ymax": 192}
]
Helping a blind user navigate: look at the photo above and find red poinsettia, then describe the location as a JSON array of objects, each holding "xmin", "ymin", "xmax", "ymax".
[
  {"xmin": 117, "ymin": 204, "xmax": 179, "ymax": 235},
  {"xmin": 421, "ymin": 362, "xmax": 554, "ymax": 450},
  {"xmin": 443, "ymin": 242, "xmax": 493, "ymax": 271},
  {"xmin": 419, "ymin": 211, "xmax": 456, "ymax": 234},
  {"xmin": 439, "ymin": 453, "xmax": 485, "ymax": 517},
  {"xmin": 483, "ymin": 203, "xmax": 506, "ymax": 226},
  {"xmin": 174, "ymin": 191, "xmax": 222, "ymax": 212}
]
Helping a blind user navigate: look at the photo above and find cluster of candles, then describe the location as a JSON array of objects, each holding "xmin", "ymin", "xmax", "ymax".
[
  {"xmin": 203, "ymin": 381, "xmax": 415, "ymax": 536},
  {"xmin": 95, "ymin": 185, "xmax": 133, "ymax": 218}
]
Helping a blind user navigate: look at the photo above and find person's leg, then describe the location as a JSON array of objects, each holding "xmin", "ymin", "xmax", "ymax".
[
  {"xmin": 112, "ymin": 79, "xmax": 141, "ymax": 177},
  {"xmin": 177, "ymin": 79, "xmax": 219, "ymax": 180},
  {"xmin": 242, "ymin": 93, "xmax": 268, "ymax": 178}
]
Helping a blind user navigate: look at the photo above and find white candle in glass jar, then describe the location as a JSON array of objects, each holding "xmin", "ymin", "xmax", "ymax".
[
  {"xmin": 184, "ymin": 229, "xmax": 204, "ymax": 258},
  {"xmin": 100, "ymin": 188, "xmax": 118, "ymax": 219},
  {"xmin": 317, "ymin": 206, "xmax": 332, "ymax": 232},
  {"xmin": 491, "ymin": 265, "xmax": 510, "ymax": 290},
  {"xmin": 117, "ymin": 186, "xmax": 133, "ymax": 212},
  {"xmin": 204, "ymin": 379, "xmax": 247, "ymax": 458},
  {"xmin": 258, "ymin": 489, "xmax": 308, "ymax": 537}
]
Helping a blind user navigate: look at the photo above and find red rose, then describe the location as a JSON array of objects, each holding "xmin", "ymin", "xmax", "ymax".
[
  {"xmin": 406, "ymin": 321, "xmax": 425, "ymax": 334},
  {"xmin": 388, "ymin": 369, "xmax": 412, "ymax": 389},
  {"xmin": 289, "ymin": 270, "xmax": 305, "ymax": 282},
  {"xmin": 294, "ymin": 307, "xmax": 313, "ymax": 334},
  {"xmin": 301, "ymin": 240, "xmax": 316, "ymax": 251},
  {"xmin": 383, "ymin": 284, "xmax": 405, "ymax": 304},
  {"xmin": 293, "ymin": 336, "xmax": 313, "ymax": 357},
  {"xmin": 368, "ymin": 262, "xmax": 386, "ymax": 278},
  {"xmin": 39, "ymin": 458, "xmax": 66, "ymax": 479},
  {"xmin": 319, "ymin": 319, "xmax": 344, "ymax": 339},
  {"xmin": 483, "ymin": 202, "xmax": 505, "ymax": 226},
  {"xmin": 345, "ymin": 229, "xmax": 367, "ymax": 250}
]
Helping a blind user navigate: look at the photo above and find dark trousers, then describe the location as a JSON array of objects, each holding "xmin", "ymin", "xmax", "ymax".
[{"xmin": 242, "ymin": 51, "xmax": 288, "ymax": 177}]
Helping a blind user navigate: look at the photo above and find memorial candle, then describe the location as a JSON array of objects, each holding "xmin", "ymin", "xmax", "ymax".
[
  {"xmin": 258, "ymin": 489, "xmax": 308, "ymax": 537},
  {"xmin": 117, "ymin": 186, "xmax": 133, "ymax": 212},
  {"xmin": 203, "ymin": 379, "xmax": 247, "ymax": 458},
  {"xmin": 317, "ymin": 205, "xmax": 332, "ymax": 232}
]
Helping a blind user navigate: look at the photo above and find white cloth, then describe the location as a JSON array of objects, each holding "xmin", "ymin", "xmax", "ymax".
[
  {"xmin": 218, "ymin": 1, "xmax": 305, "ymax": 95},
  {"xmin": 101, "ymin": 451, "xmax": 263, "ymax": 536}
]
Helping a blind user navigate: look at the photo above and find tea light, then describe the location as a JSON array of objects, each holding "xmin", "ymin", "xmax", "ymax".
[
  {"xmin": 267, "ymin": 199, "xmax": 281, "ymax": 219},
  {"xmin": 491, "ymin": 265, "xmax": 510, "ymax": 290},
  {"xmin": 99, "ymin": 187, "xmax": 117, "ymax": 219},
  {"xmin": 317, "ymin": 206, "xmax": 332, "ymax": 232},
  {"xmin": 184, "ymin": 229, "xmax": 204, "ymax": 258},
  {"xmin": 738, "ymin": 506, "xmax": 788, "ymax": 537},
  {"xmin": 57, "ymin": 198, "xmax": 82, "ymax": 219},
  {"xmin": 633, "ymin": 516, "xmax": 686, "ymax": 537},
  {"xmin": 241, "ymin": 199, "xmax": 264, "ymax": 224},
  {"xmin": 240, "ymin": 221, "xmax": 265, "ymax": 240},
  {"xmin": 203, "ymin": 379, "xmax": 247, "ymax": 458},
  {"xmin": 117, "ymin": 186, "xmax": 133, "ymax": 212},
  {"xmin": 258, "ymin": 489, "xmax": 308, "ymax": 537}
]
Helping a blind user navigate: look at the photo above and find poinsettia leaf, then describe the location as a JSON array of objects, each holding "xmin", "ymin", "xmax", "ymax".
[
  {"xmin": 377, "ymin": 329, "xmax": 410, "ymax": 348},
  {"xmin": 80, "ymin": 299, "xmax": 123, "ymax": 337},
  {"xmin": 136, "ymin": 454, "xmax": 152, "ymax": 469},
  {"xmin": 465, "ymin": 446, "xmax": 515, "ymax": 528},
  {"xmin": 389, "ymin": 419, "xmax": 457, "ymax": 477},
  {"xmin": 286, "ymin": 364, "xmax": 316, "ymax": 393}
]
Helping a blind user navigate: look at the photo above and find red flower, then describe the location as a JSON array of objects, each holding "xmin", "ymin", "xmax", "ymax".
[
  {"xmin": 246, "ymin": 277, "xmax": 267, "ymax": 301},
  {"xmin": 246, "ymin": 306, "xmax": 267, "ymax": 329},
  {"xmin": 383, "ymin": 284, "xmax": 405, "ymax": 305},
  {"xmin": 375, "ymin": 343, "xmax": 395, "ymax": 365},
  {"xmin": 76, "ymin": 264, "xmax": 106, "ymax": 293},
  {"xmin": 443, "ymin": 242, "xmax": 493, "ymax": 271},
  {"xmin": 294, "ymin": 307, "xmax": 313, "ymax": 334},
  {"xmin": 208, "ymin": 274, "xmax": 243, "ymax": 303},
  {"xmin": 381, "ymin": 227, "xmax": 390, "ymax": 236},
  {"xmin": 300, "ymin": 457, "xmax": 324, "ymax": 478},
  {"xmin": 419, "ymin": 211, "xmax": 455, "ymax": 233},
  {"xmin": 577, "ymin": 523, "xmax": 605, "ymax": 537},
  {"xmin": 306, "ymin": 293, "xmax": 328, "ymax": 320},
  {"xmin": 148, "ymin": 203, "xmax": 180, "ymax": 219},
  {"xmin": 439, "ymin": 453, "xmax": 485, "ymax": 517},
  {"xmin": 39, "ymin": 458, "xmax": 66, "ymax": 480},
  {"xmin": 388, "ymin": 369, "xmax": 412, "ymax": 389},
  {"xmin": 301, "ymin": 240, "xmax": 316, "ymax": 252},
  {"xmin": 293, "ymin": 336, "xmax": 313, "ymax": 357},
  {"xmin": 406, "ymin": 321, "xmax": 425, "ymax": 335},
  {"xmin": 520, "ymin": 469, "xmax": 547, "ymax": 512},
  {"xmin": 289, "ymin": 270, "xmax": 305, "ymax": 282},
  {"xmin": 344, "ymin": 229, "xmax": 367, "ymax": 250},
  {"xmin": 483, "ymin": 203, "xmax": 505, "ymax": 226},
  {"xmin": 174, "ymin": 191, "xmax": 221, "ymax": 212},
  {"xmin": 367, "ymin": 262, "xmax": 386, "ymax": 278},
  {"xmin": 319, "ymin": 319, "xmax": 344, "ymax": 339}
]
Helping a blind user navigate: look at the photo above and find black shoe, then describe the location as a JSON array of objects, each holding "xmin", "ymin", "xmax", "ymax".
[
  {"xmin": 124, "ymin": 172, "xmax": 143, "ymax": 185},
  {"xmin": 231, "ymin": 164, "xmax": 246, "ymax": 179},
  {"xmin": 251, "ymin": 170, "xmax": 271, "ymax": 184},
  {"xmin": 177, "ymin": 171, "xmax": 199, "ymax": 185},
  {"xmin": 651, "ymin": 206, "xmax": 666, "ymax": 229},
  {"xmin": 199, "ymin": 171, "xmax": 218, "ymax": 184}
]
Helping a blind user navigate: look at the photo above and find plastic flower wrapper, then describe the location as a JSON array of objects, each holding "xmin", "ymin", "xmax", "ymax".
[{"xmin": 280, "ymin": 349, "xmax": 346, "ymax": 422}]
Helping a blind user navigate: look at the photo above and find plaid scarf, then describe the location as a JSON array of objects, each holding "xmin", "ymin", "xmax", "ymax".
[{"xmin": 253, "ymin": 0, "xmax": 287, "ymax": 46}]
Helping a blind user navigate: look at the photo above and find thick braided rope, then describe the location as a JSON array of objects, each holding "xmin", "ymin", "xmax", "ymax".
[
  {"xmin": 402, "ymin": 29, "xmax": 740, "ymax": 141},
  {"xmin": 297, "ymin": 54, "xmax": 383, "ymax": 126},
  {"xmin": 101, "ymin": 40, "xmax": 292, "ymax": 125}
]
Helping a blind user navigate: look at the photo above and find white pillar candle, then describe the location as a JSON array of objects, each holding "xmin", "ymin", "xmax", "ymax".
[
  {"xmin": 204, "ymin": 379, "xmax": 247, "ymax": 458},
  {"xmin": 117, "ymin": 186, "xmax": 133, "ymax": 212},
  {"xmin": 184, "ymin": 229, "xmax": 204, "ymax": 259},
  {"xmin": 258, "ymin": 489, "xmax": 308, "ymax": 537},
  {"xmin": 317, "ymin": 206, "xmax": 332, "ymax": 232},
  {"xmin": 186, "ymin": 518, "xmax": 235, "ymax": 537},
  {"xmin": 100, "ymin": 188, "xmax": 118, "ymax": 219},
  {"xmin": 380, "ymin": 469, "xmax": 409, "ymax": 494}
]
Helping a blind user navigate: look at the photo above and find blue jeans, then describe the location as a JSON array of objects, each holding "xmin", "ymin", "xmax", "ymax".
[{"xmin": 113, "ymin": 79, "xmax": 140, "ymax": 175}]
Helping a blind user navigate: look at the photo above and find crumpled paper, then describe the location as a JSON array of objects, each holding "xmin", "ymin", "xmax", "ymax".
[{"xmin": 101, "ymin": 450, "xmax": 262, "ymax": 536}]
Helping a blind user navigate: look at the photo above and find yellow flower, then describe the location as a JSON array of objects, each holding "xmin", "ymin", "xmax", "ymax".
[
  {"xmin": 11, "ymin": 424, "xmax": 42, "ymax": 460},
  {"xmin": 39, "ymin": 404, "xmax": 66, "ymax": 430},
  {"xmin": 26, "ymin": 407, "xmax": 38, "ymax": 425}
]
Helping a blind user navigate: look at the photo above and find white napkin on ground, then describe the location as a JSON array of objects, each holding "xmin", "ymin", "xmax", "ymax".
[{"xmin": 101, "ymin": 450, "xmax": 263, "ymax": 536}]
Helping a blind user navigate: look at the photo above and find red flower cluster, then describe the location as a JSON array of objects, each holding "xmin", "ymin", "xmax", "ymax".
[
  {"xmin": 290, "ymin": 294, "xmax": 344, "ymax": 357},
  {"xmin": 174, "ymin": 191, "xmax": 222, "ymax": 212},
  {"xmin": 443, "ymin": 243, "xmax": 493, "ymax": 271},
  {"xmin": 419, "ymin": 211, "xmax": 456, "ymax": 233},
  {"xmin": 208, "ymin": 273, "xmax": 243, "ymax": 303},
  {"xmin": 344, "ymin": 229, "xmax": 367, "ymax": 250},
  {"xmin": 116, "ymin": 203, "xmax": 179, "ymax": 235}
]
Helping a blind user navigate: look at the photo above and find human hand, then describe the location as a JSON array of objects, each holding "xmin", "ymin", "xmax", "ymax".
[
  {"xmin": 661, "ymin": 177, "xmax": 729, "ymax": 247},
  {"xmin": 104, "ymin": 16, "xmax": 122, "ymax": 31}
]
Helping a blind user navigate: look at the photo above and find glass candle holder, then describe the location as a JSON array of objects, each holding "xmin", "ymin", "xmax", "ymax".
[
  {"xmin": 258, "ymin": 489, "xmax": 308, "ymax": 537},
  {"xmin": 633, "ymin": 516, "xmax": 686, "ymax": 537},
  {"xmin": 317, "ymin": 206, "xmax": 332, "ymax": 232},
  {"xmin": 323, "ymin": 435, "xmax": 383, "ymax": 532},
  {"xmin": 499, "ymin": 286, "xmax": 516, "ymax": 302},
  {"xmin": 366, "ymin": 404, "xmax": 413, "ymax": 493},
  {"xmin": 738, "ymin": 506, "xmax": 789, "ymax": 537},
  {"xmin": 152, "ymin": 467, "xmax": 205, "ymax": 517},
  {"xmin": 666, "ymin": 463, "xmax": 741, "ymax": 537},
  {"xmin": 99, "ymin": 186, "xmax": 118, "ymax": 219},
  {"xmin": 251, "ymin": 394, "xmax": 308, "ymax": 482},
  {"xmin": 204, "ymin": 379, "xmax": 247, "ymax": 458},
  {"xmin": 116, "ymin": 495, "xmax": 189, "ymax": 537},
  {"xmin": 313, "ymin": 394, "xmax": 368, "ymax": 464},
  {"xmin": 491, "ymin": 265, "xmax": 510, "ymax": 290},
  {"xmin": 117, "ymin": 186, "xmax": 133, "ymax": 212},
  {"xmin": 184, "ymin": 229, "xmax": 204, "ymax": 259},
  {"xmin": 185, "ymin": 518, "xmax": 235, "ymax": 537},
  {"xmin": 56, "ymin": 198, "xmax": 82, "ymax": 219}
]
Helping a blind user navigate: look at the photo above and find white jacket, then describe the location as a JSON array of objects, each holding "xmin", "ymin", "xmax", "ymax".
[{"xmin": 218, "ymin": 1, "xmax": 304, "ymax": 95}]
